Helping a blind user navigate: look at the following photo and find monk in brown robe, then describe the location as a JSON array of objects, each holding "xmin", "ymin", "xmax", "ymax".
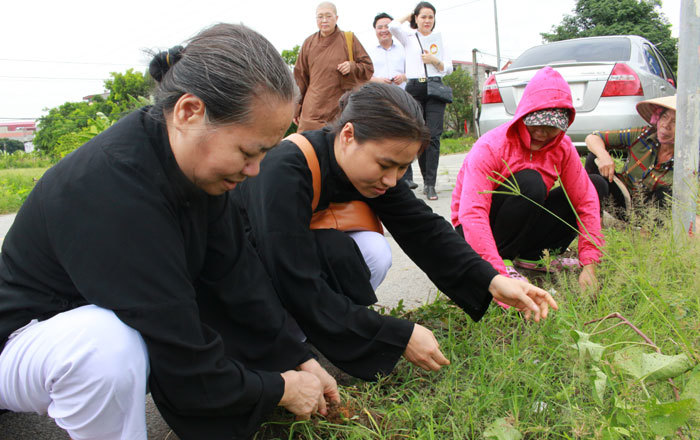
[{"xmin": 294, "ymin": 2, "xmax": 374, "ymax": 132}]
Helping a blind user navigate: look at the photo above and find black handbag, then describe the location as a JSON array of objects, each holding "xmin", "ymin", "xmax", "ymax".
[{"xmin": 415, "ymin": 34, "xmax": 453, "ymax": 103}]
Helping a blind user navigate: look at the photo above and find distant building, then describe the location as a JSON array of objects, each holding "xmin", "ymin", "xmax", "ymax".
[
  {"xmin": 0, "ymin": 121, "xmax": 36, "ymax": 144},
  {"xmin": 452, "ymin": 60, "xmax": 498, "ymax": 92},
  {"xmin": 82, "ymin": 92, "xmax": 110, "ymax": 101}
]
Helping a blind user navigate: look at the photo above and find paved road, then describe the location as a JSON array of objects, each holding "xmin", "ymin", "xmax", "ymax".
[{"xmin": 0, "ymin": 153, "xmax": 468, "ymax": 439}]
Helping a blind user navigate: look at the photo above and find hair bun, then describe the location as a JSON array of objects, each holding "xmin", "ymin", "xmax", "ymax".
[
  {"xmin": 337, "ymin": 90, "xmax": 353, "ymax": 113},
  {"xmin": 149, "ymin": 45, "xmax": 185, "ymax": 82}
]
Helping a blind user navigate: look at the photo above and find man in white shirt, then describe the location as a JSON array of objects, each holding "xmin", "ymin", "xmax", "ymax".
[
  {"xmin": 368, "ymin": 13, "xmax": 407, "ymax": 90},
  {"xmin": 368, "ymin": 12, "xmax": 418, "ymax": 189}
]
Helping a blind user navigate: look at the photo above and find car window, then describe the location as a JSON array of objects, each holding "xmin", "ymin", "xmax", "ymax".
[
  {"xmin": 643, "ymin": 43, "xmax": 664, "ymax": 78},
  {"xmin": 509, "ymin": 38, "xmax": 631, "ymax": 68},
  {"xmin": 654, "ymin": 47, "xmax": 676, "ymax": 84}
]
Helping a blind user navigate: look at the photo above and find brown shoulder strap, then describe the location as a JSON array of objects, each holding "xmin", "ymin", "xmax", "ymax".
[
  {"xmin": 284, "ymin": 133, "xmax": 321, "ymax": 211},
  {"xmin": 345, "ymin": 31, "xmax": 354, "ymax": 62}
]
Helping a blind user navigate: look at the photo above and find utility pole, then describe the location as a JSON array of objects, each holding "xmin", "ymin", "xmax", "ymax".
[
  {"xmin": 672, "ymin": 0, "xmax": 699, "ymax": 239},
  {"xmin": 493, "ymin": 0, "xmax": 501, "ymax": 70},
  {"xmin": 472, "ymin": 49, "xmax": 481, "ymax": 138}
]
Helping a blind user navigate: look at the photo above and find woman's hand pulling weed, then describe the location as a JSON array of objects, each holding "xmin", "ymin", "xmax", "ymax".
[
  {"xmin": 488, "ymin": 275, "xmax": 558, "ymax": 322},
  {"xmin": 297, "ymin": 358, "xmax": 340, "ymax": 415},
  {"xmin": 403, "ymin": 324, "xmax": 450, "ymax": 371}
]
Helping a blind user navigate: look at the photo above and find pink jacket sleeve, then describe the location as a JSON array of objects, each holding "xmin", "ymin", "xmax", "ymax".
[
  {"xmin": 558, "ymin": 145, "xmax": 604, "ymax": 265},
  {"xmin": 455, "ymin": 142, "xmax": 509, "ymax": 275}
]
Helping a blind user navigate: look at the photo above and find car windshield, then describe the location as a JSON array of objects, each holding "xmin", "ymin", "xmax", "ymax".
[{"xmin": 509, "ymin": 38, "xmax": 631, "ymax": 68}]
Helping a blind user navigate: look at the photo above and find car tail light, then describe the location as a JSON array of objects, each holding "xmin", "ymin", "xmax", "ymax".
[
  {"xmin": 482, "ymin": 75, "xmax": 503, "ymax": 104},
  {"xmin": 602, "ymin": 63, "xmax": 643, "ymax": 97}
]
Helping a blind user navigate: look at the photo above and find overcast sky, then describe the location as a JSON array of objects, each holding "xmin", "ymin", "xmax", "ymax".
[{"xmin": 0, "ymin": 0, "xmax": 680, "ymax": 122}]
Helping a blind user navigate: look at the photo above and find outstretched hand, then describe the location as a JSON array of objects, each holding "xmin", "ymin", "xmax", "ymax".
[
  {"xmin": 488, "ymin": 275, "xmax": 558, "ymax": 322},
  {"xmin": 403, "ymin": 323, "xmax": 450, "ymax": 371}
]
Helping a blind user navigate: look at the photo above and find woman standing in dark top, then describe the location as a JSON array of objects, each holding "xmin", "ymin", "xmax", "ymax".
[
  {"xmin": 236, "ymin": 82, "xmax": 558, "ymax": 381},
  {"xmin": 0, "ymin": 24, "xmax": 338, "ymax": 440},
  {"xmin": 389, "ymin": 1, "xmax": 453, "ymax": 200}
]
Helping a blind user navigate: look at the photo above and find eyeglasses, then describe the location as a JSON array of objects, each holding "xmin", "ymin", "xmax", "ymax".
[
  {"xmin": 375, "ymin": 25, "xmax": 389, "ymax": 30},
  {"xmin": 316, "ymin": 14, "xmax": 335, "ymax": 21}
]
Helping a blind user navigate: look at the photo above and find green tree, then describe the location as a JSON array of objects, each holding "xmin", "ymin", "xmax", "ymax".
[
  {"xmin": 281, "ymin": 45, "xmax": 300, "ymax": 67},
  {"xmin": 34, "ymin": 101, "xmax": 101, "ymax": 155},
  {"xmin": 103, "ymin": 68, "xmax": 155, "ymax": 114},
  {"xmin": 542, "ymin": 0, "xmax": 677, "ymax": 72},
  {"xmin": 35, "ymin": 69, "xmax": 153, "ymax": 157},
  {"xmin": 0, "ymin": 139, "xmax": 26, "ymax": 154},
  {"xmin": 52, "ymin": 113, "xmax": 113, "ymax": 158},
  {"xmin": 442, "ymin": 68, "xmax": 474, "ymax": 137}
]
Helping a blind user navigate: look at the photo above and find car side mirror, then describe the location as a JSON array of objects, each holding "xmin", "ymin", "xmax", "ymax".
[{"xmin": 666, "ymin": 78, "xmax": 675, "ymax": 87}]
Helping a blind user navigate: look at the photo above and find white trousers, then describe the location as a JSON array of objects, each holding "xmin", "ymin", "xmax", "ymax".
[
  {"xmin": 0, "ymin": 305, "xmax": 149, "ymax": 440},
  {"xmin": 347, "ymin": 230, "xmax": 393, "ymax": 291}
]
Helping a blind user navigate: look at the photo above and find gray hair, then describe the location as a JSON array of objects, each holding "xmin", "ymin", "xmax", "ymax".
[
  {"xmin": 316, "ymin": 2, "xmax": 337, "ymax": 15},
  {"xmin": 149, "ymin": 23, "xmax": 296, "ymax": 125}
]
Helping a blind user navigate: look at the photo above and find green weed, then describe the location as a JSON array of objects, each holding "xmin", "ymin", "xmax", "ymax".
[
  {"xmin": 254, "ymin": 201, "xmax": 699, "ymax": 439},
  {"xmin": 440, "ymin": 137, "xmax": 475, "ymax": 155},
  {"xmin": 0, "ymin": 151, "xmax": 55, "ymax": 170},
  {"xmin": 0, "ymin": 168, "xmax": 49, "ymax": 214}
]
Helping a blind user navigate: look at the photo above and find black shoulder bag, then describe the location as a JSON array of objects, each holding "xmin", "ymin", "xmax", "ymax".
[{"xmin": 415, "ymin": 34, "xmax": 453, "ymax": 103}]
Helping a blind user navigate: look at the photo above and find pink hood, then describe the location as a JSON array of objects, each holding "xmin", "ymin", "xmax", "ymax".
[
  {"xmin": 508, "ymin": 66, "xmax": 576, "ymax": 154},
  {"xmin": 451, "ymin": 66, "xmax": 603, "ymax": 275}
]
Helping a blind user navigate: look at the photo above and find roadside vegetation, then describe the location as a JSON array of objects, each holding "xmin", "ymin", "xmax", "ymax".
[
  {"xmin": 255, "ymin": 207, "xmax": 700, "ymax": 439},
  {"xmin": 0, "ymin": 167, "xmax": 50, "ymax": 214},
  {"xmin": 441, "ymin": 136, "xmax": 476, "ymax": 155}
]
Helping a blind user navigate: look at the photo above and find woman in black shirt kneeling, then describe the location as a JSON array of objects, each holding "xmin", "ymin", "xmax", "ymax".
[{"xmin": 236, "ymin": 82, "xmax": 558, "ymax": 381}]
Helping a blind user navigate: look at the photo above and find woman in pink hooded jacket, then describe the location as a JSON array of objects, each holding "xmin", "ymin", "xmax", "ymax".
[{"xmin": 451, "ymin": 66, "xmax": 607, "ymax": 290}]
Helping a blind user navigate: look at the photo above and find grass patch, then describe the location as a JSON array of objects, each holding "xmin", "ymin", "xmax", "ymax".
[
  {"xmin": 0, "ymin": 151, "xmax": 55, "ymax": 170},
  {"xmin": 441, "ymin": 137, "xmax": 476, "ymax": 155},
  {"xmin": 0, "ymin": 167, "xmax": 49, "ymax": 214},
  {"xmin": 255, "ymin": 215, "xmax": 700, "ymax": 439}
]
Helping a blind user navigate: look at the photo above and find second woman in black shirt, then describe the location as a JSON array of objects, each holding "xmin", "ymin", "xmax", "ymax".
[{"xmin": 236, "ymin": 83, "xmax": 558, "ymax": 380}]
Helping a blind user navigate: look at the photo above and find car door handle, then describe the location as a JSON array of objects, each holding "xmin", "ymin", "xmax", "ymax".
[{"xmin": 660, "ymin": 85, "xmax": 667, "ymax": 91}]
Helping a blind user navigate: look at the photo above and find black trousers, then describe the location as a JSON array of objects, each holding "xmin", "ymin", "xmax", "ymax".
[
  {"xmin": 405, "ymin": 79, "xmax": 446, "ymax": 187},
  {"xmin": 457, "ymin": 169, "xmax": 606, "ymax": 261},
  {"xmin": 584, "ymin": 152, "xmax": 671, "ymax": 211}
]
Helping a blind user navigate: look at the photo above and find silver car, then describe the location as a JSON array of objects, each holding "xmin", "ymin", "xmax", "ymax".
[{"xmin": 478, "ymin": 35, "xmax": 676, "ymax": 150}]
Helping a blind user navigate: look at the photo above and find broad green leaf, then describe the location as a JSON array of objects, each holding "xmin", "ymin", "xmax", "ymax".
[
  {"xmin": 613, "ymin": 347, "xmax": 694, "ymax": 381},
  {"xmin": 483, "ymin": 417, "xmax": 522, "ymax": 440},
  {"xmin": 591, "ymin": 366, "xmax": 608, "ymax": 406},
  {"xmin": 612, "ymin": 396, "xmax": 634, "ymax": 426},
  {"xmin": 601, "ymin": 426, "xmax": 631, "ymax": 440},
  {"xmin": 645, "ymin": 399, "xmax": 696, "ymax": 437},
  {"xmin": 680, "ymin": 366, "xmax": 700, "ymax": 423},
  {"xmin": 612, "ymin": 427, "xmax": 631, "ymax": 436},
  {"xmin": 570, "ymin": 330, "xmax": 605, "ymax": 362}
]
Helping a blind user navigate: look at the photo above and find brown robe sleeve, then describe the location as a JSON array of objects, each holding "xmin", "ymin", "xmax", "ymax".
[
  {"xmin": 340, "ymin": 32, "xmax": 374, "ymax": 91},
  {"xmin": 293, "ymin": 37, "xmax": 312, "ymax": 120}
]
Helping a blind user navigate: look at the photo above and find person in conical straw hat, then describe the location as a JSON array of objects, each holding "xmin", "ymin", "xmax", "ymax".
[{"xmin": 585, "ymin": 94, "xmax": 677, "ymax": 217}]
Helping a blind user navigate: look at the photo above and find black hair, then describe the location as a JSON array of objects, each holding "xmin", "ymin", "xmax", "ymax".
[
  {"xmin": 148, "ymin": 23, "xmax": 296, "ymax": 125},
  {"xmin": 331, "ymin": 82, "xmax": 430, "ymax": 154},
  {"xmin": 410, "ymin": 1, "xmax": 436, "ymax": 31},
  {"xmin": 373, "ymin": 12, "xmax": 393, "ymax": 28}
]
